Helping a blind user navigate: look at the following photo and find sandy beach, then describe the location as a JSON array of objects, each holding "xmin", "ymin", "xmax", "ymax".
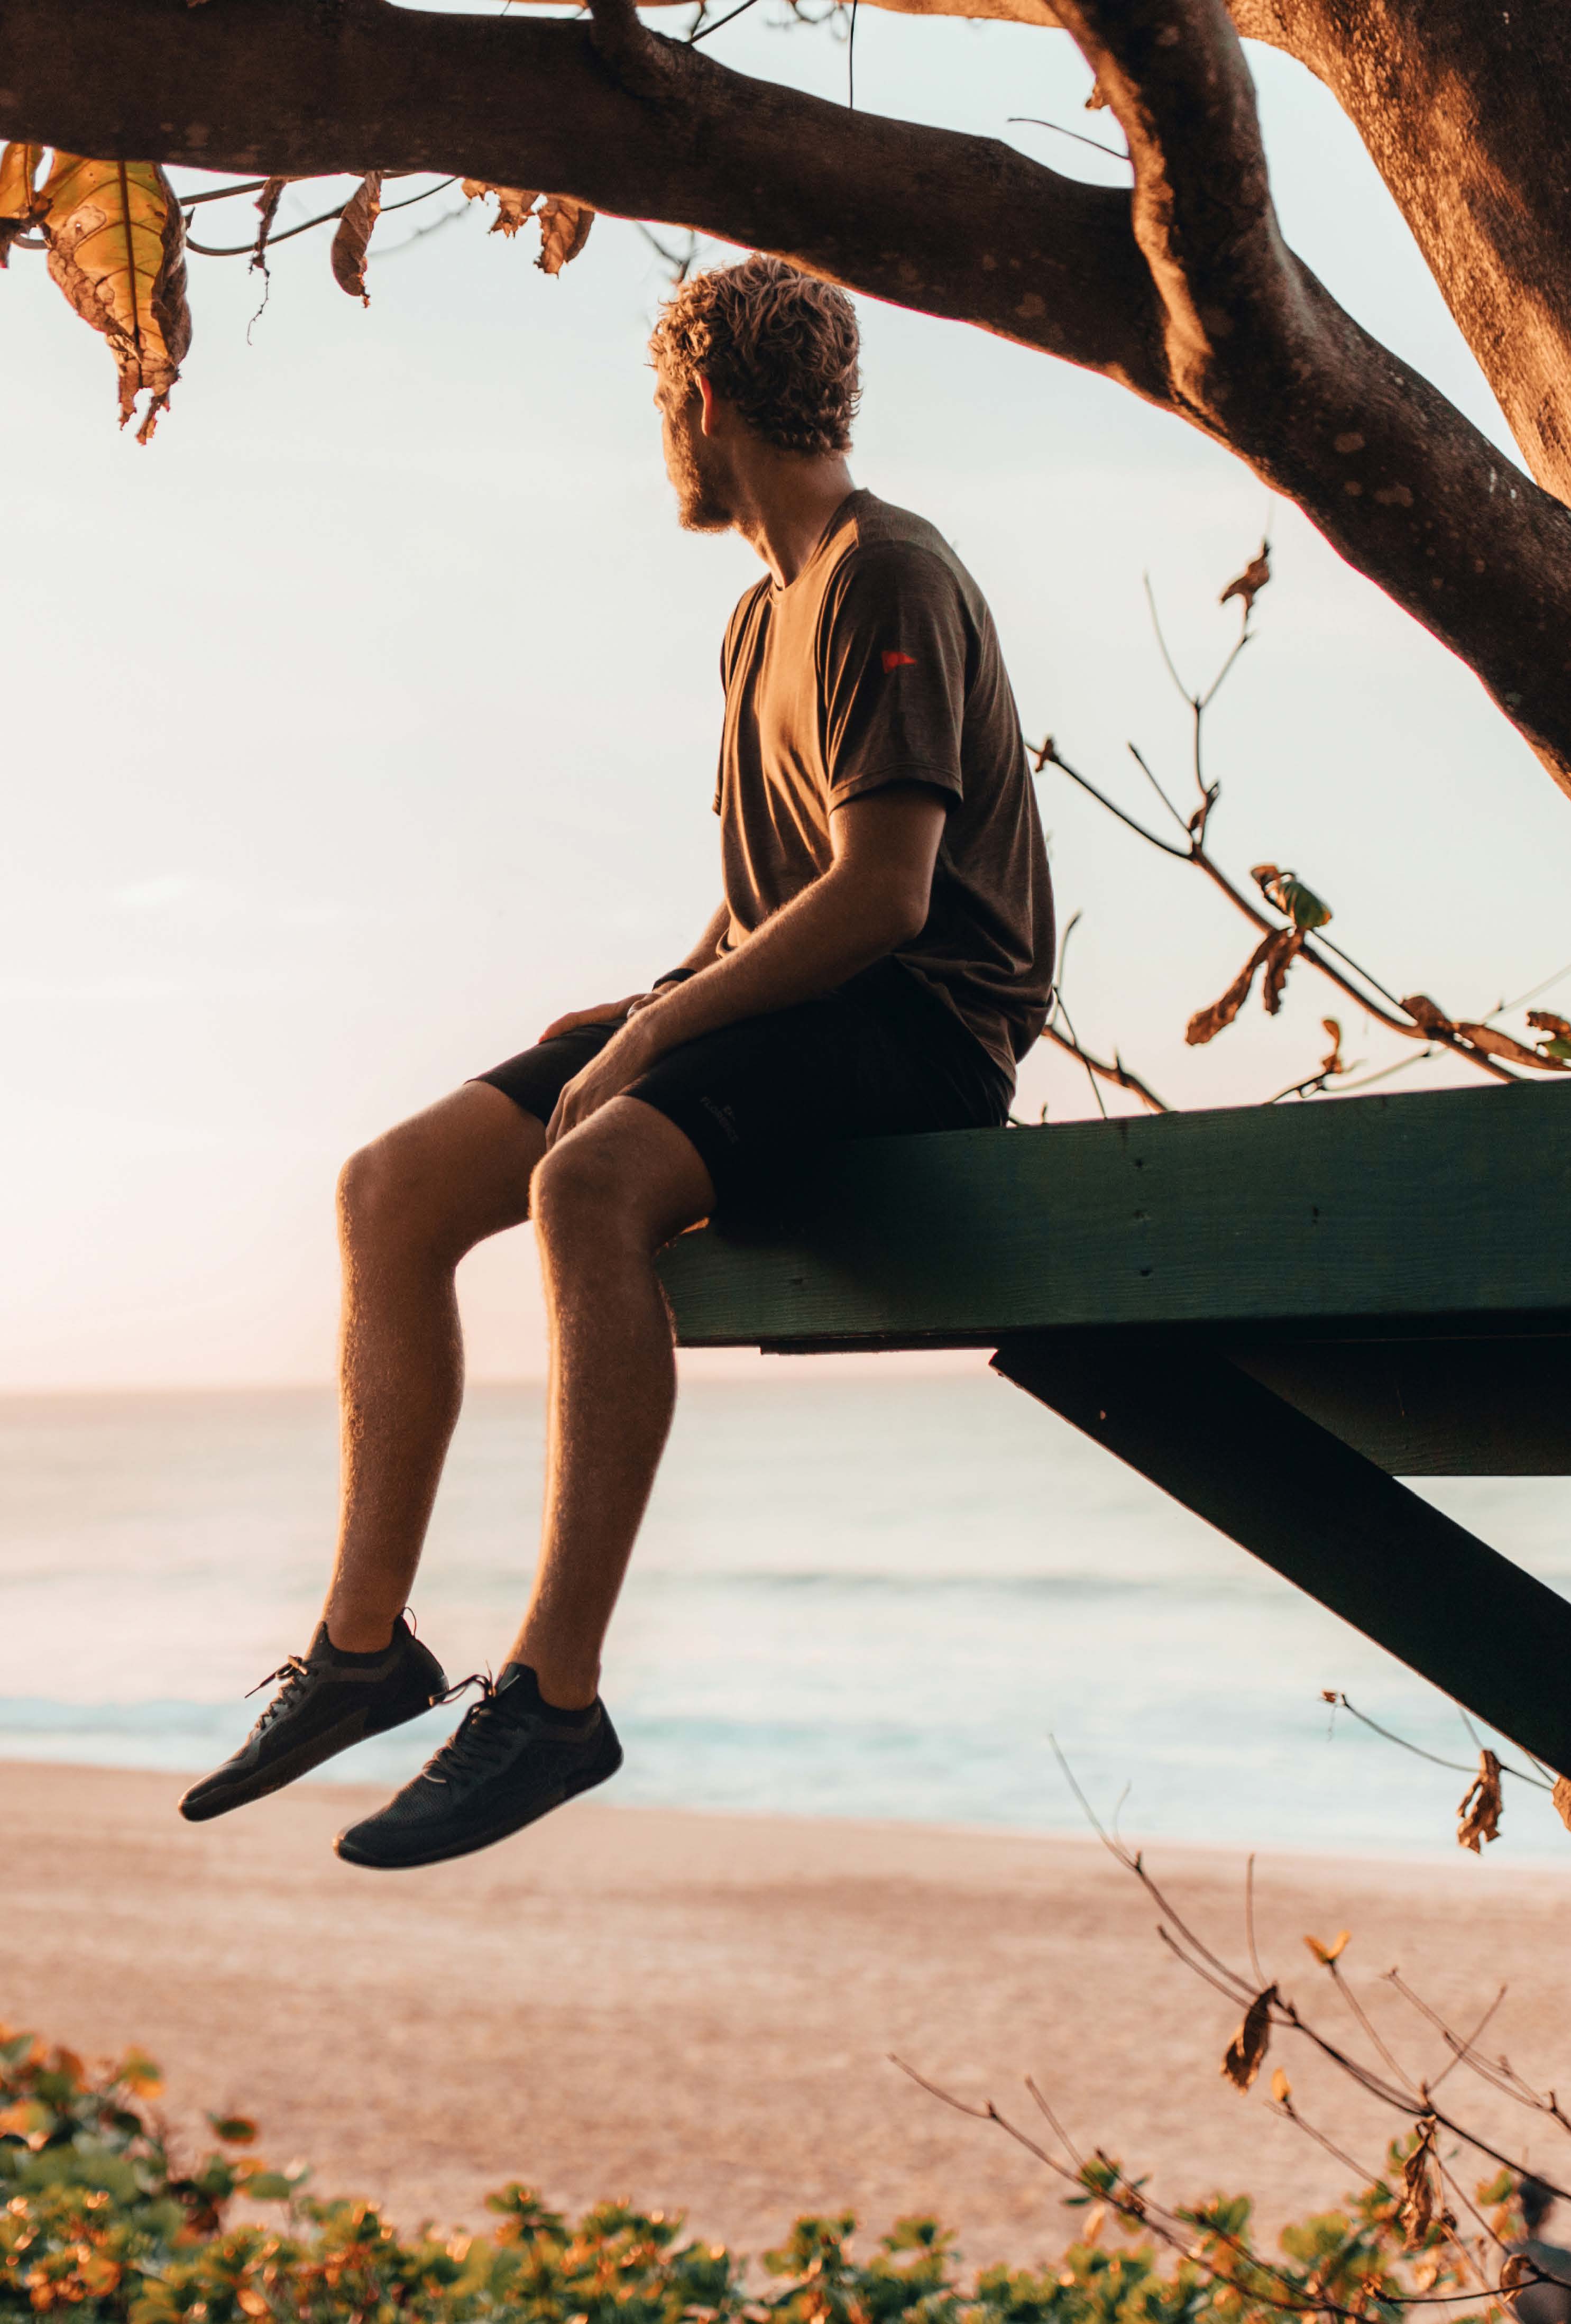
[{"xmin": 5, "ymin": 1759, "xmax": 1568, "ymax": 2267}]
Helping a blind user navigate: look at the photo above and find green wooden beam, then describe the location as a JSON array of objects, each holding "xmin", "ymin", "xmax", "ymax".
[
  {"xmin": 659, "ymin": 1084, "xmax": 1571, "ymax": 1348},
  {"xmin": 1225, "ymin": 1332, "xmax": 1571, "ymax": 1475},
  {"xmin": 993, "ymin": 1329, "xmax": 1571, "ymax": 1778}
]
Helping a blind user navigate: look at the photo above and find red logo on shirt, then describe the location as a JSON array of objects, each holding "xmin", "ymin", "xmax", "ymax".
[{"xmin": 881, "ymin": 649, "xmax": 917, "ymax": 673}]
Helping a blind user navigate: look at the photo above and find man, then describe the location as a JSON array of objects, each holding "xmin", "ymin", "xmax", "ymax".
[{"xmin": 179, "ymin": 254, "xmax": 1054, "ymax": 1869}]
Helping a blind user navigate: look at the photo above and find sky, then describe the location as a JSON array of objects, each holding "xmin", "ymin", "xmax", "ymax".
[{"xmin": 2, "ymin": 3, "xmax": 1568, "ymax": 1389}]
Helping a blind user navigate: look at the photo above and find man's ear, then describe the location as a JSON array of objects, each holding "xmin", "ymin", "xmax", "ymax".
[{"xmin": 696, "ymin": 375, "xmax": 719, "ymax": 437}]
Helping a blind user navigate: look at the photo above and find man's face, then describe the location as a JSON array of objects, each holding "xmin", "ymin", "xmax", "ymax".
[{"xmin": 655, "ymin": 370, "xmax": 734, "ymax": 533}]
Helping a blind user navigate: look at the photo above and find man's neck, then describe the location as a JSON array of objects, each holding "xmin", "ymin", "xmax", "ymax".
[{"xmin": 729, "ymin": 456, "xmax": 857, "ymax": 588}]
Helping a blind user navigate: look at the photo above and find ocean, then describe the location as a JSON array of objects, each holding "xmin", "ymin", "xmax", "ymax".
[{"xmin": 5, "ymin": 1371, "xmax": 1569, "ymax": 1860}]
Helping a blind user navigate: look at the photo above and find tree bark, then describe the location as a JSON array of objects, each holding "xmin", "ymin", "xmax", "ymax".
[
  {"xmin": 3, "ymin": 0, "xmax": 1570, "ymax": 797},
  {"xmin": 534, "ymin": 0, "xmax": 1571, "ymax": 519}
]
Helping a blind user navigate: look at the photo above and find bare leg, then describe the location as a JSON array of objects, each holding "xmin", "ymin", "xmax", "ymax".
[
  {"xmin": 512, "ymin": 1096, "xmax": 715, "ymax": 1705},
  {"xmin": 324, "ymin": 1082, "xmax": 546, "ymax": 1651}
]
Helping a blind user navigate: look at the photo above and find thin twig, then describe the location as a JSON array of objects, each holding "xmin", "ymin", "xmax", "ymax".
[
  {"xmin": 1336, "ymin": 1049, "xmax": 1438, "ymax": 1093},
  {"xmin": 1492, "ymin": 959, "xmax": 1571, "ymax": 1017},
  {"xmin": 1040, "ymin": 739, "xmax": 1190, "ymax": 857},
  {"xmin": 1266, "ymin": 2094, "xmax": 1380, "ymax": 2183},
  {"xmin": 1040, "ymin": 1023, "xmax": 1171, "ymax": 1114},
  {"xmin": 175, "ymin": 177, "xmax": 273, "ymax": 206},
  {"xmin": 1245, "ymin": 1853, "xmax": 1265, "ymax": 1991},
  {"xmin": 1425, "ymin": 1989, "xmax": 1507, "ymax": 2098},
  {"xmin": 1325, "ymin": 1956, "xmax": 1420, "ymax": 2097},
  {"xmin": 688, "ymin": 0, "xmax": 761, "ymax": 42},
  {"xmin": 1126, "ymin": 741, "xmax": 1191, "ymax": 836},
  {"xmin": 1007, "ymin": 115, "xmax": 1131, "ymax": 163},
  {"xmin": 1326, "ymin": 1692, "xmax": 1550, "ymax": 1791},
  {"xmin": 1052, "ymin": 998, "xmax": 1110, "ymax": 1119},
  {"xmin": 185, "ymin": 176, "xmax": 457, "ymax": 258},
  {"xmin": 1143, "ymin": 573, "xmax": 1191, "ymax": 704}
]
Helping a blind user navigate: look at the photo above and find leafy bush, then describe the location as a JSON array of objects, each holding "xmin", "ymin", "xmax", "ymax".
[{"xmin": 0, "ymin": 2027, "xmax": 1514, "ymax": 2322}]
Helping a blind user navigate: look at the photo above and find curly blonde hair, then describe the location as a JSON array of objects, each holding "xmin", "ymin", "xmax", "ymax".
[{"xmin": 649, "ymin": 255, "xmax": 861, "ymax": 456}]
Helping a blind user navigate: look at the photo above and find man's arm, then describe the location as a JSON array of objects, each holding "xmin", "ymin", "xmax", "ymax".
[
  {"xmin": 546, "ymin": 784, "xmax": 947, "ymax": 1142},
  {"xmin": 537, "ymin": 901, "xmax": 730, "ymax": 1042}
]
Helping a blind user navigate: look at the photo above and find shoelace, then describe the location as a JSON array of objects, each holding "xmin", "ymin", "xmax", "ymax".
[
  {"xmin": 419, "ymin": 1673, "xmax": 540, "ymax": 1792},
  {"xmin": 244, "ymin": 1655, "xmax": 313, "ymax": 1735}
]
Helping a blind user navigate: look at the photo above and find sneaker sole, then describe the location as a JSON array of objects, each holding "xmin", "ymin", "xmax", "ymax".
[
  {"xmin": 178, "ymin": 1690, "xmax": 443, "ymax": 1824},
  {"xmin": 333, "ymin": 1742, "xmax": 623, "ymax": 1871}
]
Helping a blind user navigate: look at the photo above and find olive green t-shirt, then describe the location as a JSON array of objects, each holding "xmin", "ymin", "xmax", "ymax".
[{"xmin": 714, "ymin": 489, "xmax": 1055, "ymax": 1085}]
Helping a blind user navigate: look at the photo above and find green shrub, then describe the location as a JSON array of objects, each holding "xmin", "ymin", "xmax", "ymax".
[{"xmin": 0, "ymin": 2028, "xmax": 1506, "ymax": 2322}]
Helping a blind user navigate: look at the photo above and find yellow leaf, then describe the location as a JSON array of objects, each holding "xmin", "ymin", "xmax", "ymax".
[
  {"xmin": 1303, "ymin": 1929, "xmax": 1351, "ymax": 1965},
  {"xmin": 1457, "ymin": 1750, "xmax": 1504, "ymax": 1853},
  {"xmin": 38, "ymin": 155, "xmax": 190, "ymax": 441},
  {"xmin": 1270, "ymin": 2068, "xmax": 1292, "ymax": 2105},
  {"xmin": 536, "ymin": 194, "xmax": 594, "ymax": 275},
  {"xmin": 0, "ymin": 141, "xmax": 48, "ymax": 264},
  {"xmin": 462, "ymin": 180, "xmax": 540, "ymax": 237},
  {"xmin": 116, "ymin": 2048, "xmax": 163, "ymax": 2095}
]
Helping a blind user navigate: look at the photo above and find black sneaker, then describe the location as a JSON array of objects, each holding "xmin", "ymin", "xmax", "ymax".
[
  {"xmin": 178, "ymin": 1616, "xmax": 449, "ymax": 1823},
  {"xmin": 333, "ymin": 1663, "xmax": 622, "ymax": 1870}
]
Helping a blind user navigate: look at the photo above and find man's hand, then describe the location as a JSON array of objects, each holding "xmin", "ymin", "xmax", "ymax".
[
  {"xmin": 545, "ymin": 1012, "xmax": 662, "ymax": 1147},
  {"xmin": 537, "ymin": 993, "xmax": 647, "ymax": 1042}
]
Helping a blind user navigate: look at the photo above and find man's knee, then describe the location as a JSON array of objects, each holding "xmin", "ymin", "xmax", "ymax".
[
  {"xmin": 531, "ymin": 1133, "xmax": 637, "ymax": 1249},
  {"xmin": 337, "ymin": 1130, "xmax": 428, "ymax": 1252},
  {"xmin": 337, "ymin": 1086, "xmax": 540, "ymax": 1260},
  {"xmin": 532, "ymin": 1102, "xmax": 714, "ymax": 1258}
]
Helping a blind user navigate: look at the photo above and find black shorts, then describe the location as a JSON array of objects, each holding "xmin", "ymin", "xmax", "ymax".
[{"xmin": 472, "ymin": 958, "xmax": 1012, "ymax": 1203}]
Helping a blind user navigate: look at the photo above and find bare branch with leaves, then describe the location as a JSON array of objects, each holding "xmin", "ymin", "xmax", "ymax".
[{"xmin": 1033, "ymin": 544, "xmax": 1571, "ymax": 1113}]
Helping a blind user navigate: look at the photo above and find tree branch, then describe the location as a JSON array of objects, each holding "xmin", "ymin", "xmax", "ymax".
[
  {"xmin": 1050, "ymin": 0, "xmax": 1571, "ymax": 797},
  {"xmin": 6, "ymin": 0, "xmax": 1571, "ymax": 795}
]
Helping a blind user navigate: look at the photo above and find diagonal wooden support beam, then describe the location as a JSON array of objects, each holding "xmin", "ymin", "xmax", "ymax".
[{"xmin": 992, "ymin": 1327, "xmax": 1571, "ymax": 1779}]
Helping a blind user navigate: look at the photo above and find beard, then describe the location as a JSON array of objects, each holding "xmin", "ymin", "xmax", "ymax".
[{"xmin": 666, "ymin": 419, "xmax": 734, "ymax": 533}]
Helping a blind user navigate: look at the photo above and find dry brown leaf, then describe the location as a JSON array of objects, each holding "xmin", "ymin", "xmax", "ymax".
[
  {"xmin": 1528, "ymin": 1010, "xmax": 1571, "ymax": 1041},
  {"xmin": 1399, "ymin": 2115, "xmax": 1439, "ymax": 2245},
  {"xmin": 463, "ymin": 179, "xmax": 540, "ymax": 237},
  {"xmin": 253, "ymin": 176, "xmax": 288, "ymax": 261},
  {"xmin": 1457, "ymin": 1748, "xmax": 1504, "ymax": 1852},
  {"xmin": 331, "ymin": 171, "xmax": 383, "ymax": 304},
  {"xmin": 1402, "ymin": 993, "xmax": 1455, "ymax": 1035},
  {"xmin": 1186, "ymin": 931, "xmax": 1278, "ymax": 1047},
  {"xmin": 1303, "ymin": 1929, "xmax": 1351, "ymax": 1965},
  {"xmin": 1501, "ymin": 2254, "xmax": 1530, "ymax": 2296},
  {"xmin": 536, "ymin": 194, "xmax": 594, "ymax": 274},
  {"xmin": 37, "ymin": 154, "xmax": 191, "ymax": 441},
  {"xmin": 1221, "ymin": 1983, "xmax": 1278, "ymax": 2091},
  {"xmin": 1552, "ymin": 1773, "xmax": 1571, "ymax": 1831},
  {"xmin": 1319, "ymin": 1017, "xmax": 1346, "ymax": 1076},
  {"xmin": 1220, "ymin": 541, "xmax": 1271, "ymax": 614},
  {"xmin": 1261, "ymin": 926, "xmax": 1306, "ymax": 1014},
  {"xmin": 0, "ymin": 141, "xmax": 48, "ymax": 265},
  {"xmin": 1455, "ymin": 1019, "xmax": 1568, "ymax": 1069}
]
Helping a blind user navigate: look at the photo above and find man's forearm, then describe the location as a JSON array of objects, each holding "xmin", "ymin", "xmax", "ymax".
[{"xmin": 631, "ymin": 869, "xmax": 907, "ymax": 1060}]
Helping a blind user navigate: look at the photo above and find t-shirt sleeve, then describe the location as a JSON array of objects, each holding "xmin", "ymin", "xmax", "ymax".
[{"xmin": 819, "ymin": 544, "xmax": 968, "ymax": 809}]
